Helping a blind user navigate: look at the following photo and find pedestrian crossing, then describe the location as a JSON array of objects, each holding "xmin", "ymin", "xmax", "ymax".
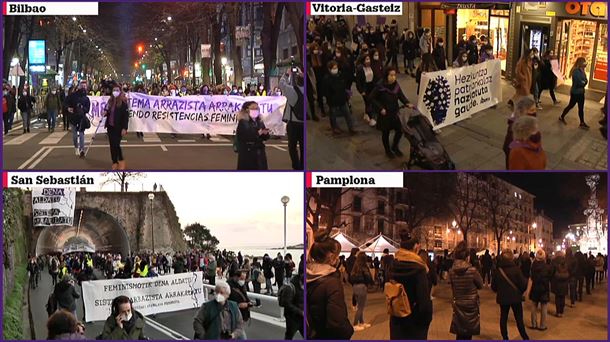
[
  {"xmin": 38, "ymin": 131, "xmax": 69, "ymax": 145},
  {"xmin": 4, "ymin": 132, "xmax": 39, "ymax": 145}
]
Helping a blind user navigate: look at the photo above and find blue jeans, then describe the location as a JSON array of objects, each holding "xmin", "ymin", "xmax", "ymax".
[
  {"xmin": 329, "ymin": 103, "xmax": 354, "ymax": 131},
  {"xmin": 48, "ymin": 110, "xmax": 57, "ymax": 129},
  {"xmin": 21, "ymin": 110, "xmax": 30, "ymax": 131},
  {"xmin": 72, "ymin": 124, "xmax": 85, "ymax": 151}
]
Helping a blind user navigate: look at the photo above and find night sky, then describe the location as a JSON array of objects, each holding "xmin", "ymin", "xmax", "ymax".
[{"xmin": 496, "ymin": 172, "xmax": 607, "ymax": 237}]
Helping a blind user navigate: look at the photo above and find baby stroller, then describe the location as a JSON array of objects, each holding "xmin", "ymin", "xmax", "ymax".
[{"xmin": 398, "ymin": 107, "xmax": 455, "ymax": 170}]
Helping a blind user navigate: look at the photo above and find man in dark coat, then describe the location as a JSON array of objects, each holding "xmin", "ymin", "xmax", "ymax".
[
  {"xmin": 390, "ymin": 231, "xmax": 433, "ymax": 340},
  {"xmin": 492, "ymin": 249, "xmax": 529, "ymax": 340},
  {"xmin": 529, "ymin": 249, "xmax": 551, "ymax": 330},
  {"xmin": 262, "ymin": 254, "xmax": 275, "ymax": 295},
  {"xmin": 551, "ymin": 252, "xmax": 569, "ymax": 317},
  {"xmin": 227, "ymin": 270, "xmax": 252, "ymax": 324},
  {"xmin": 481, "ymin": 249, "xmax": 493, "ymax": 286},
  {"xmin": 54, "ymin": 275, "xmax": 80, "ymax": 318},
  {"xmin": 65, "ymin": 80, "xmax": 91, "ymax": 157},
  {"xmin": 448, "ymin": 241, "xmax": 483, "ymax": 339},
  {"xmin": 273, "ymin": 253, "xmax": 286, "ymax": 288},
  {"xmin": 17, "ymin": 87, "xmax": 36, "ymax": 133},
  {"xmin": 281, "ymin": 274, "xmax": 304, "ymax": 339},
  {"xmin": 322, "ymin": 60, "xmax": 356, "ymax": 135}
]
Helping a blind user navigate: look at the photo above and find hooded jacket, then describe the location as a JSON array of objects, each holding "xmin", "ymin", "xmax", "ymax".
[
  {"xmin": 508, "ymin": 140, "xmax": 547, "ymax": 170},
  {"xmin": 391, "ymin": 249, "xmax": 433, "ymax": 325},
  {"xmin": 306, "ymin": 262, "xmax": 353, "ymax": 340},
  {"xmin": 491, "ymin": 257, "xmax": 527, "ymax": 305},
  {"xmin": 529, "ymin": 259, "xmax": 551, "ymax": 303},
  {"xmin": 53, "ymin": 280, "xmax": 80, "ymax": 312},
  {"xmin": 448, "ymin": 259, "xmax": 483, "ymax": 336}
]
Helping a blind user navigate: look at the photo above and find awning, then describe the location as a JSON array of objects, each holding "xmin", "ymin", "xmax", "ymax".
[
  {"xmin": 359, "ymin": 234, "xmax": 399, "ymax": 254},
  {"xmin": 9, "ymin": 64, "xmax": 25, "ymax": 77},
  {"xmin": 331, "ymin": 232, "xmax": 359, "ymax": 252},
  {"xmin": 440, "ymin": 3, "xmax": 511, "ymax": 10}
]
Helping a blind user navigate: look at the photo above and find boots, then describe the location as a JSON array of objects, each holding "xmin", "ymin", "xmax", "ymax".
[
  {"xmin": 118, "ymin": 160, "xmax": 126, "ymax": 170},
  {"xmin": 111, "ymin": 163, "xmax": 119, "ymax": 170}
]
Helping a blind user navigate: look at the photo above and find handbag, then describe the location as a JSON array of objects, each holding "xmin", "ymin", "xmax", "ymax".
[{"xmin": 498, "ymin": 268, "xmax": 525, "ymax": 302}]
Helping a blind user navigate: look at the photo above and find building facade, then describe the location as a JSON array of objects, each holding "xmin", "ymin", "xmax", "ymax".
[
  {"xmin": 311, "ymin": 174, "xmax": 537, "ymax": 255},
  {"xmin": 533, "ymin": 212, "xmax": 554, "ymax": 254}
]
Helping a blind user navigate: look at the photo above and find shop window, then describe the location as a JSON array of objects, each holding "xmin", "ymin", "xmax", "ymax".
[
  {"xmin": 593, "ymin": 24, "xmax": 607, "ymax": 82},
  {"xmin": 556, "ymin": 20, "xmax": 597, "ymax": 87}
]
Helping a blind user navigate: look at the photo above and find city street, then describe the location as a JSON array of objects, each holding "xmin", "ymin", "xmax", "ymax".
[
  {"xmin": 307, "ymin": 73, "xmax": 607, "ymax": 170},
  {"xmin": 343, "ymin": 277, "xmax": 607, "ymax": 340},
  {"xmin": 29, "ymin": 270, "xmax": 299, "ymax": 340},
  {"xmin": 3, "ymin": 120, "xmax": 291, "ymax": 170}
]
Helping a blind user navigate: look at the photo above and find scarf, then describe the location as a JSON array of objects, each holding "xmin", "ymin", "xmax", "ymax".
[{"xmin": 394, "ymin": 249, "xmax": 429, "ymax": 273}]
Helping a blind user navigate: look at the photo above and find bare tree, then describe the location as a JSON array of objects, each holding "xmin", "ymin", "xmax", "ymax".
[
  {"xmin": 306, "ymin": 188, "xmax": 352, "ymax": 231},
  {"xmin": 450, "ymin": 173, "xmax": 486, "ymax": 247},
  {"xmin": 100, "ymin": 172, "xmax": 147, "ymax": 192},
  {"xmin": 3, "ymin": 16, "xmax": 24, "ymax": 79},
  {"xmin": 261, "ymin": 3, "xmax": 283, "ymax": 91},
  {"xmin": 483, "ymin": 175, "xmax": 521, "ymax": 253}
]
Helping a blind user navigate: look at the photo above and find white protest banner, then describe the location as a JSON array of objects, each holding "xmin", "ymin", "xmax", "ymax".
[
  {"xmin": 32, "ymin": 188, "xmax": 76, "ymax": 227},
  {"xmin": 84, "ymin": 94, "xmax": 287, "ymax": 135},
  {"xmin": 82, "ymin": 271, "xmax": 206, "ymax": 322},
  {"xmin": 417, "ymin": 59, "xmax": 501, "ymax": 130}
]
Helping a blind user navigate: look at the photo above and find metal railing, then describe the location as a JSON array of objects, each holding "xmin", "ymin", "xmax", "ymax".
[{"xmin": 201, "ymin": 283, "xmax": 285, "ymax": 323}]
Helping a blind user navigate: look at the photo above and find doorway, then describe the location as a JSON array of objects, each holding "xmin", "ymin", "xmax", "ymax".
[{"xmin": 520, "ymin": 23, "xmax": 551, "ymax": 58}]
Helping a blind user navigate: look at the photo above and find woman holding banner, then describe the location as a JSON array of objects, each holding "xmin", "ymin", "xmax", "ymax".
[
  {"xmin": 104, "ymin": 83, "xmax": 129, "ymax": 170},
  {"xmin": 236, "ymin": 101, "xmax": 270, "ymax": 170}
]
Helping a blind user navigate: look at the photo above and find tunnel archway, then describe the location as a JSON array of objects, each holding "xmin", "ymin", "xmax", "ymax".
[{"xmin": 35, "ymin": 208, "xmax": 130, "ymax": 256}]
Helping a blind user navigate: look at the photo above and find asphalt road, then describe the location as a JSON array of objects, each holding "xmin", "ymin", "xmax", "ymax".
[
  {"xmin": 4, "ymin": 118, "xmax": 294, "ymax": 170},
  {"xmin": 28, "ymin": 270, "xmax": 302, "ymax": 340}
]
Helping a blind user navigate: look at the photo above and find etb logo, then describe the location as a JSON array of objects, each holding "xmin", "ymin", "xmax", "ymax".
[{"xmin": 3, "ymin": 2, "xmax": 99, "ymax": 16}]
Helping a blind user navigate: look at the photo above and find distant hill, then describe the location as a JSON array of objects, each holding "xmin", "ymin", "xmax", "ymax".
[{"xmin": 271, "ymin": 244, "xmax": 304, "ymax": 250}]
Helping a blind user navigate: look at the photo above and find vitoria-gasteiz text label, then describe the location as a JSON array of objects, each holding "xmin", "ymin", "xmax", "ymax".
[
  {"xmin": 7, "ymin": 4, "xmax": 47, "ymax": 13},
  {"xmin": 316, "ymin": 175, "xmax": 376, "ymax": 186},
  {"xmin": 311, "ymin": 3, "xmax": 400, "ymax": 14}
]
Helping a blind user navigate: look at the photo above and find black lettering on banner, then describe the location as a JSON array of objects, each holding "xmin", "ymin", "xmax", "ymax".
[{"xmin": 452, "ymin": 65, "xmax": 494, "ymax": 117}]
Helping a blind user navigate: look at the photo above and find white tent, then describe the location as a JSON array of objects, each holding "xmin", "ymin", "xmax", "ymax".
[
  {"xmin": 359, "ymin": 234, "xmax": 399, "ymax": 254},
  {"xmin": 331, "ymin": 232, "xmax": 359, "ymax": 252}
]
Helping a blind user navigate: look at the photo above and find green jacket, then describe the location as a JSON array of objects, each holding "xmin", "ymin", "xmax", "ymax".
[
  {"xmin": 193, "ymin": 299, "xmax": 244, "ymax": 340},
  {"xmin": 100, "ymin": 310, "xmax": 146, "ymax": 340}
]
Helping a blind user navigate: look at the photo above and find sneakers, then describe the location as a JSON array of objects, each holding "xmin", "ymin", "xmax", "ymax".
[
  {"xmin": 363, "ymin": 114, "xmax": 371, "ymax": 122},
  {"xmin": 579, "ymin": 122, "xmax": 590, "ymax": 129},
  {"xmin": 75, "ymin": 148, "xmax": 80, "ymax": 156},
  {"xmin": 79, "ymin": 151, "xmax": 85, "ymax": 158},
  {"xmin": 353, "ymin": 325, "xmax": 365, "ymax": 332},
  {"xmin": 536, "ymin": 103, "xmax": 543, "ymax": 110},
  {"xmin": 559, "ymin": 116, "xmax": 567, "ymax": 124},
  {"xmin": 362, "ymin": 323, "xmax": 371, "ymax": 328},
  {"xmin": 369, "ymin": 119, "xmax": 377, "ymax": 127}
]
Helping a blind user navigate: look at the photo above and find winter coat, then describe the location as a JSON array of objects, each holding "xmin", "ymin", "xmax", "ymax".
[
  {"xmin": 53, "ymin": 281, "xmax": 80, "ymax": 312},
  {"xmin": 448, "ymin": 259, "xmax": 483, "ymax": 336},
  {"xmin": 433, "ymin": 45, "xmax": 447, "ymax": 70},
  {"xmin": 306, "ymin": 263, "xmax": 353, "ymax": 340},
  {"xmin": 193, "ymin": 300, "xmax": 244, "ymax": 340},
  {"xmin": 52, "ymin": 332, "xmax": 86, "ymax": 340},
  {"xmin": 520, "ymin": 256, "xmax": 532, "ymax": 279},
  {"xmin": 570, "ymin": 68, "xmax": 588, "ymax": 95},
  {"xmin": 100, "ymin": 310, "xmax": 145, "ymax": 340},
  {"xmin": 529, "ymin": 260, "xmax": 551, "ymax": 303},
  {"xmin": 349, "ymin": 266, "xmax": 374, "ymax": 286},
  {"xmin": 551, "ymin": 256, "xmax": 569, "ymax": 296},
  {"xmin": 17, "ymin": 94, "xmax": 36, "ymax": 112},
  {"xmin": 236, "ymin": 117, "xmax": 269, "ymax": 170},
  {"xmin": 466, "ymin": 41, "xmax": 479, "ymax": 65},
  {"xmin": 322, "ymin": 73, "xmax": 349, "ymax": 107},
  {"xmin": 104, "ymin": 100, "xmax": 129, "ymax": 131},
  {"xmin": 539, "ymin": 59, "xmax": 557, "ymax": 90},
  {"xmin": 491, "ymin": 257, "xmax": 527, "ymax": 305},
  {"xmin": 273, "ymin": 258, "xmax": 286, "ymax": 281},
  {"xmin": 282, "ymin": 275, "xmax": 304, "ymax": 320},
  {"xmin": 207, "ymin": 259, "xmax": 217, "ymax": 278},
  {"xmin": 355, "ymin": 65, "xmax": 377, "ymax": 96},
  {"xmin": 227, "ymin": 279, "xmax": 251, "ymax": 322},
  {"xmin": 391, "ymin": 249, "xmax": 433, "ymax": 327},
  {"xmin": 508, "ymin": 140, "xmax": 547, "ymax": 170},
  {"xmin": 263, "ymin": 257, "xmax": 274, "ymax": 279},
  {"xmin": 402, "ymin": 37, "xmax": 418, "ymax": 60},
  {"xmin": 45, "ymin": 93, "xmax": 62, "ymax": 112},
  {"xmin": 369, "ymin": 81, "xmax": 409, "ymax": 131}
]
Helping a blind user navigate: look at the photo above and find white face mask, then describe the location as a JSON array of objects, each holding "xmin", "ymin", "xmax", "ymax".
[
  {"xmin": 123, "ymin": 312, "xmax": 133, "ymax": 322},
  {"xmin": 330, "ymin": 68, "xmax": 339, "ymax": 75},
  {"xmin": 439, "ymin": 43, "xmax": 444, "ymax": 47},
  {"xmin": 249, "ymin": 109, "xmax": 260, "ymax": 119},
  {"xmin": 170, "ymin": 90, "xmax": 176, "ymax": 96},
  {"xmin": 51, "ymin": 90, "xmax": 57, "ymax": 94},
  {"xmin": 238, "ymin": 280, "xmax": 245, "ymax": 286},
  {"xmin": 462, "ymin": 56, "xmax": 468, "ymax": 61},
  {"xmin": 113, "ymin": 90, "xmax": 121, "ymax": 97},
  {"xmin": 23, "ymin": 92, "xmax": 27, "ymax": 96},
  {"xmin": 3, "ymin": 91, "xmax": 7, "ymax": 96},
  {"xmin": 215, "ymin": 293, "xmax": 226, "ymax": 304},
  {"xmin": 373, "ymin": 56, "xmax": 379, "ymax": 61}
]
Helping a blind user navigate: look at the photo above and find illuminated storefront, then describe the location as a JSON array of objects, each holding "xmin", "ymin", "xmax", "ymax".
[
  {"xmin": 418, "ymin": 3, "xmax": 511, "ymax": 74},
  {"xmin": 507, "ymin": 2, "xmax": 607, "ymax": 92}
]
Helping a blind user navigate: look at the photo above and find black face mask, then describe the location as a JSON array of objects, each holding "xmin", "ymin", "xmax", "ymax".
[{"xmin": 529, "ymin": 131, "xmax": 542, "ymax": 143}]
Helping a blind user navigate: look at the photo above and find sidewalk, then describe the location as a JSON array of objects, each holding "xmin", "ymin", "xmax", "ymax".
[
  {"xmin": 307, "ymin": 73, "xmax": 607, "ymax": 170},
  {"xmin": 343, "ymin": 279, "xmax": 607, "ymax": 340}
]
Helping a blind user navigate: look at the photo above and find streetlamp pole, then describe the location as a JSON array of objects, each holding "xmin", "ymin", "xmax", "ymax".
[
  {"xmin": 281, "ymin": 196, "xmax": 290, "ymax": 256},
  {"xmin": 149, "ymin": 193, "xmax": 155, "ymax": 253}
]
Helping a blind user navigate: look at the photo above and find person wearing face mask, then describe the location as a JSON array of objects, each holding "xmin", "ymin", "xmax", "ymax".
[
  {"xmin": 101, "ymin": 295, "xmax": 145, "ymax": 339},
  {"xmin": 385, "ymin": 30, "xmax": 399, "ymax": 70},
  {"xmin": 432, "ymin": 38, "xmax": 447, "ymax": 70},
  {"xmin": 17, "ymin": 87, "xmax": 36, "ymax": 133},
  {"xmin": 309, "ymin": 40, "xmax": 328, "ymax": 117},
  {"xmin": 322, "ymin": 61, "xmax": 356, "ymax": 135},
  {"xmin": 103, "ymin": 83, "xmax": 130, "ymax": 170},
  {"xmin": 255, "ymin": 84, "xmax": 266, "ymax": 96},
  {"xmin": 511, "ymin": 52, "xmax": 533, "ymax": 109},
  {"xmin": 502, "ymin": 97, "xmax": 537, "ymax": 169},
  {"xmin": 65, "ymin": 81, "xmax": 90, "ymax": 157},
  {"xmin": 356, "ymin": 54, "xmax": 380, "ymax": 127},
  {"xmin": 369, "ymin": 49, "xmax": 384, "ymax": 81},
  {"xmin": 306, "ymin": 229, "xmax": 354, "ymax": 340},
  {"xmin": 227, "ymin": 270, "xmax": 254, "ymax": 327},
  {"xmin": 538, "ymin": 51, "xmax": 560, "ymax": 106},
  {"xmin": 370, "ymin": 66, "xmax": 413, "ymax": 158},
  {"xmin": 389, "ymin": 230, "xmax": 433, "ymax": 339},
  {"xmin": 466, "ymin": 35, "xmax": 479, "ymax": 65},
  {"xmin": 453, "ymin": 50, "xmax": 470, "ymax": 68},
  {"xmin": 401, "ymin": 31, "xmax": 418, "ymax": 77},
  {"xmin": 235, "ymin": 101, "xmax": 269, "ymax": 170},
  {"xmin": 44, "ymin": 87, "xmax": 62, "ymax": 133},
  {"xmin": 281, "ymin": 271, "xmax": 305, "ymax": 340},
  {"xmin": 508, "ymin": 115, "xmax": 546, "ymax": 170},
  {"xmin": 334, "ymin": 44, "xmax": 354, "ymax": 91},
  {"xmin": 479, "ymin": 44, "xmax": 495, "ymax": 63},
  {"xmin": 230, "ymin": 86, "xmax": 239, "ymax": 95},
  {"xmin": 193, "ymin": 281, "xmax": 245, "ymax": 340},
  {"xmin": 419, "ymin": 28, "xmax": 432, "ymax": 56},
  {"xmin": 280, "ymin": 68, "xmax": 305, "ymax": 170},
  {"xmin": 559, "ymin": 57, "xmax": 589, "ymax": 129}
]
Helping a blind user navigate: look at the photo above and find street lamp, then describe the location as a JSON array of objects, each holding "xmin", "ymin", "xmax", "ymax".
[
  {"xmin": 167, "ymin": 16, "xmax": 172, "ymax": 21},
  {"xmin": 148, "ymin": 193, "xmax": 155, "ymax": 253},
  {"xmin": 281, "ymin": 196, "xmax": 290, "ymax": 256}
]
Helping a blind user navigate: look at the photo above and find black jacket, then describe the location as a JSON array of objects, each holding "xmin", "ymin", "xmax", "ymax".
[
  {"xmin": 322, "ymin": 73, "xmax": 348, "ymax": 107},
  {"xmin": 349, "ymin": 266, "xmax": 374, "ymax": 286},
  {"xmin": 491, "ymin": 257, "xmax": 527, "ymax": 305},
  {"xmin": 448, "ymin": 259, "xmax": 483, "ymax": 336},
  {"xmin": 539, "ymin": 59, "xmax": 557, "ymax": 90},
  {"xmin": 236, "ymin": 118, "xmax": 269, "ymax": 170},
  {"xmin": 17, "ymin": 94, "xmax": 36, "ymax": 112},
  {"xmin": 227, "ymin": 279, "xmax": 251, "ymax": 322},
  {"xmin": 402, "ymin": 37, "xmax": 418, "ymax": 60},
  {"xmin": 529, "ymin": 259, "xmax": 551, "ymax": 303},
  {"xmin": 370, "ymin": 81, "xmax": 409, "ymax": 131},
  {"xmin": 53, "ymin": 280, "xmax": 80, "ymax": 312},
  {"xmin": 355, "ymin": 65, "xmax": 378, "ymax": 96},
  {"xmin": 391, "ymin": 250, "xmax": 433, "ymax": 326},
  {"xmin": 306, "ymin": 269, "xmax": 353, "ymax": 340},
  {"xmin": 283, "ymin": 275, "xmax": 304, "ymax": 319},
  {"xmin": 105, "ymin": 100, "xmax": 130, "ymax": 131},
  {"xmin": 65, "ymin": 91, "xmax": 91, "ymax": 127},
  {"xmin": 262, "ymin": 257, "xmax": 274, "ymax": 279},
  {"xmin": 433, "ymin": 45, "xmax": 447, "ymax": 70},
  {"xmin": 551, "ymin": 256, "xmax": 569, "ymax": 296}
]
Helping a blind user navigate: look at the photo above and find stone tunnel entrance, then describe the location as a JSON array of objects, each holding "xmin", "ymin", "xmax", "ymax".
[{"xmin": 35, "ymin": 208, "xmax": 130, "ymax": 256}]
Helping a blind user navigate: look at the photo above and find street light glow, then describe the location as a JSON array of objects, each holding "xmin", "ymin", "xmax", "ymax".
[
  {"xmin": 221, "ymin": 57, "xmax": 228, "ymax": 65},
  {"xmin": 167, "ymin": 16, "xmax": 172, "ymax": 21}
]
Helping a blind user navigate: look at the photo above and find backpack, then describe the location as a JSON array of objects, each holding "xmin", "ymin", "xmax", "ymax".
[
  {"xmin": 383, "ymin": 280, "xmax": 411, "ymax": 317},
  {"xmin": 46, "ymin": 292, "xmax": 57, "ymax": 316},
  {"xmin": 277, "ymin": 282, "xmax": 295, "ymax": 307}
]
